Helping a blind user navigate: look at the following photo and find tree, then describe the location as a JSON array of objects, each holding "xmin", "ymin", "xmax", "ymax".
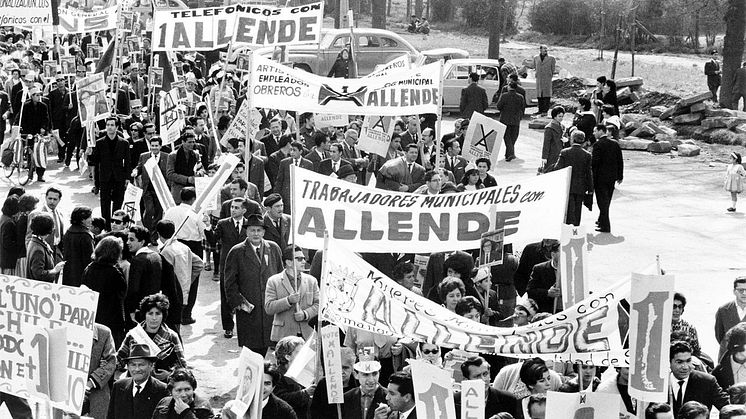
[
  {"xmin": 372, "ymin": 0, "xmax": 387, "ymax": 28},
  {"xmin": 487, "ymin": 0, "xmax": 504, "ymax": 59},
  {"xmin": 720, "ymin": 0, "xmax": 745, "ymax": 109}
]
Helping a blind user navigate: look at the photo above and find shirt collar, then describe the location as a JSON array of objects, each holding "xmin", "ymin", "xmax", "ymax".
[{"xmin": 400, "ymin": 406, "xmax": 415, "ymax": 419}]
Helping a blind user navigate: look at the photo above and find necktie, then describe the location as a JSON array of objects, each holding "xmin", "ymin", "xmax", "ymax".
[
  {"xmin": 53, "ymin": 210, "xmax": 61, "ymax": 245},
  {"xmin": 333, "ymin": 162, "xmax": 338, "ymax": 172},
  {"xmin": 675, "ymin": 380, "xmax": 684, "ymax": 411},
  {"xmin": 135, "ymin": 384, "xmax": 142, "ymax": 396},
  {"xmin": 408, "ymin": 163, "xmax": 413, "ymax": 174},
  {"xmin": 451, "ymin": 157, "xmax": 455, "ymax": 169},
  {"xmin": 275, "ymin": 218, "xmax": 281, "ymax": 231},
  {"xmin": 361, "ymin": 393, "xmax": 372, "ymax": 419},
  {"xmin": 295, "ymin": 159, "xmax": 299, "ymax": 166},
  {"xmin": 236, "ymin": 221, "xmax": 240, "ymax": 234},
  {"xmin": 256, "ymin": 247, "xmax": 261, "ymax": 259}
]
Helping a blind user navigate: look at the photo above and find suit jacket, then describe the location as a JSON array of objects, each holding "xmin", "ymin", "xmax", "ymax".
[
  {"xmin": 215, "ymin": 217, "xmax": 248, "ymax": 275},
  {"xmin": 712, "ymin": 353, "xmax": 738, "ymax": 391},
  {"xmin": 260, "ymin": 133, "xmax": 281, "ymax": 157},
  {"xmin": 166, "ymin": 147, "xmax": 200, "ymax": 203},
  {"xmin": 126, "ymin": 249, "xmax": 162, "ymax": 315},
  {"xmin": 460, "ymin": 83, "xmax": 489, "ymax": 118},
  {"xmin": 715, "ymin": 301, "xmax": 745, "ymax": 359},
  {"xmin": 542, "ymin": 119, "xmax": 564, "ymax": 169},
  {"xmin": 220, "ymin": 197, "xmax": 261, "ymax": 220},
  {"xmin": 340, "ymin": 141, "xmax": 368, "ymax": 185},
  {"xmin": 135, "ymin": 152, "xmax": 168, "ymax": 192},
  {"xmin": 526, "ymin": 260, "xmax": 560, "ymax": 314},
  {"xmin": 342, "ymin": 386, "xmax": 388, "ymax": 419},
  {"xmin": 554, "ymin": 144, "xmax": 593, "ymax": 195},
  {"xmin": 245, "ymin": 155, "xmax": 266, "ymax": 195},
  {"xmin": 276, "ymin": 157, "xmax": 314, "ymax": 210},
  {"xmin": 264, "ymin": 393, "xmax": 297, "ymax": 419},
  {"xmin": 264, "ymin": 213, "xmax": 291, "ymax": 251},
  {"xmin": 379, "ymin": 157, "xmax": 426, "ymax": 192},
  {"xmin": 444, "ymin": 155, "xmax": 468, "ymax": 184},
  {"xmin": 305, "ymin": 148, "xmax": 328, "ymax": 172},
  {"xmin": 267, "ymin": 150, "xmax": 288, "ymax": 191},
  {"xmin": 106, "ymin": 376, "xmax": 168, "ymax": 419},
  {"xmin": 454, "ymin": 387, "xmax": 518, "ymax": 419},
  {"xmin": 87, "ymin": 324, "xmax": 116, "ymax": 419},
  {"xmin": 733, "ymin": 67, "xmax": 746, "ymax": 95},
  {"xmin": 496, "ymin": 90, "xmax": 526, "ymax": 126},
  {"xmin": 265, "ymin": 271, "xmax": 320, "ymax": 342},
  {"xmin": 91, "ymin": 135, "xmax": 131, "ymax": 184},
  {"xmin": 592, "ymin": 136, "xmax": 624, "ymax": 186},
  {"xmin": 705, "ymin": 59, "xmax": 721, "ymax": 87},
  {"xmin": 669, "ymin": 371, "xmax": 728, "ymax": 417},
  {"xmin": 318, "ymin": 158, "xmax": 352, "ymax": 177},
  {"xmin": 400, "ymin": 130, "xmax": 419, "ymax": 149},
  {"xmin": 224, "ymin": 239, "xmax": 283, "ymax": 349}
]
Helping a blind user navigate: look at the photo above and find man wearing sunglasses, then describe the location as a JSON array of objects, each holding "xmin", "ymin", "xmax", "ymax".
[{"xmin": 264, "ymin": 245, "xmax": 319, "ymax": 344}]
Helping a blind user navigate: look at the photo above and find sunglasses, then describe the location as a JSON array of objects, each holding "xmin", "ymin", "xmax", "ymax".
[
  {"xmin": 111, "ymin": 219, "xmax": 124, "ymax": 224},
  {"xmin": 673, "ymin": 303, "xmax": 684, "ymax": 309},
  {"xmin": 422, "ymin": 349, "xmax": 438, "ymax": 355}
]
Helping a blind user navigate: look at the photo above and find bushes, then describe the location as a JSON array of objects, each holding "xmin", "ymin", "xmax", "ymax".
[
  {"xmin": 529, "ymin": 0, "xmax": 597, "ymax": 35},
  {"xmin": 431, "ymin": 0, "xmax": 455, "ymax": 22},
  {"xmin": 460, "ymin": 0, "xmax": 519, "ymax": 33}
]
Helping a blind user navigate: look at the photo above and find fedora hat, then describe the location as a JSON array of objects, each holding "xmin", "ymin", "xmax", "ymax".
[
  {"xmin": 124, "ymin": 344, "xmax": 158, "ymax": 361},
  {"xmin": 337, "ymin": 164, "xmax": 355, "ymax": 179},
  {"xmin": 246, "ymin": 213, "xmax": 264, "ymax": 228}
]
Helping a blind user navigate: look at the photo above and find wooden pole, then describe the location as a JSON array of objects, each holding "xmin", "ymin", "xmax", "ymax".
[
  {"xmin": 610, "ymin": 16, "xmax": 622, "ymax": 79},
  {"xmin": 630, "ymin": 3, "xmax": 637, "ymax": 77}
]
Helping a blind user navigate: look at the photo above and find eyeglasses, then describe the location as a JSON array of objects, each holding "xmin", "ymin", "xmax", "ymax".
[
  {"xmin": 111, "ymin": 219, "xmax": 124, "ymax": 224},
  {"xmin": 673, "ymin": 303, "xmax": 684, "ymax": 309},
  {"xmin": 422, "ymin": 349, "xmax": 439, "ymax": 355}
]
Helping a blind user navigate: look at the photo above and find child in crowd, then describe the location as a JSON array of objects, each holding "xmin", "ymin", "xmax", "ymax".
[{"xmin": 725, "ymin": 152, "xmax": 746, "ymax": 212}]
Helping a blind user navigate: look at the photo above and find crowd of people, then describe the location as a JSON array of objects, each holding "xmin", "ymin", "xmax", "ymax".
[{"xmin": 0, "ymin": 28, "xmax": 739, "ymax": 419}]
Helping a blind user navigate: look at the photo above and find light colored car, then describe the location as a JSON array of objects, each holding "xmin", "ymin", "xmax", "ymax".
[{"xmin": 442, "ymin": 59, "xmax": 537, "ymax": 113}]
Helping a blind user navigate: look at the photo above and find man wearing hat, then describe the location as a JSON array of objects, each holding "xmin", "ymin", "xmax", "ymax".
[
  {"xmin": 108, "ymin": 344, "xmax": 169, "ymax": 419},
  {"xmin": 526, "ymin": 239, "xmax": 561, "ymax": 314},
  {"xmin": 263, "ymin": 193, "xmax": 290, "ymax": 251},
  {"xmin": 11, "ymin": 70, "xmax": 35, "ymax": 119},
  {"xmin": 214, "ymin": 197, "xmax": 249, "ymax": 338},
  {"xmin": 183, "ymin": 73, "xmax": 201, "ymax": 115},
  {"xmin": 224, "ymin": 213, "xmax": 283, "ymax": 354},
  {"xmin": 49, "ymin": 74, "xmax": 69, "ymax": 163},
  {"xmin": 343, "ymin": 356, "xmax": 387, "ymax": 419},
  {"xmin": 338, "ymin": 163, "xmax": 359, "ymax": 183},
  {"xmin": 20, "ymin": 82, "xmax": 51, "ymax": 182}
]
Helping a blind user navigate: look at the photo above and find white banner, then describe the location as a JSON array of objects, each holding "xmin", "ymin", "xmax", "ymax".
[
  {"xmin": 411, "ymin": 360, "xmax": 457, "ymax": 419},
  {"xmin": 321, "ymin": 325, "xmax": 344, "ymax": 404},
  {"xmin": 364, "ymin": 54, "xmax": 411, "ymax": 79},
  {"xmin": 221, "ymin": 99, "xmax": 262, "ymax": 147},
  {"xmin": 315, "ymin": 113, "xmax": 348, "ymax": 129},
  {"xmin": 159, "ymin": 89, "xmax": 185, "ymax": 145},
  {"xmin": 320, "ymin": 239, "xmax": 631, "ymax": 366},
  {"xmin": 1, "ymin": 275, "xmax": 99, "ymax": 415},
  {"xmin": 628, "ymin": 273, "xmax": 675, "ymax": 402},
  {"xmin": 55, "ymin": 5, "xmax": 118, "ymax": 34},
  {"xmin": 152, "ymin": 2, "xmax": 323, "ymax": 51},
  {"xmin": 0, "ymin": 1, "xmax": 51, "ymax": 26},
  {"xmin": 293, "ymin": 166, "xmax": 570, "ymax": 253},
  {"xmin": 250, "ymin": 55, "xmax": 442, "ymax": 116},
  {"xmin": 195, "ymin": 177, "xmax": 218, "ymax": 211},
  {"xmin": 460, "ymin": 380, "xmax": 485, "ymax": 419},
  {"xmin": 191, "ymin": 154, "xmax": 240, "ymax": 214},
  {"xmin": 463, "ymin": 112, "xmax": 505, "ymax": 167},
  {"xmin": 358, "ymin": 115, "xmax": 394, "ymax": 156},
  {"xmin": 546, "ymin": 391, "xmax": 619, "ymax": 419},
  {"xmin": 144, "ymin": 157, "xmax": 176, "ymax": 212},
  {"xmin": 559, "ymin": 224, "xmax": 589, "ymax": 309},
  {"xmin": 123, "ymin": 183, "xmax": 144, "ymax": 223}
]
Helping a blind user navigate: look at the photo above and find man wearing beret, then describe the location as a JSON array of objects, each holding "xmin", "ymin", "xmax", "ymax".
[{"xmin": 224, "ymin": 213, "xmax": 283, "ymax": 354}]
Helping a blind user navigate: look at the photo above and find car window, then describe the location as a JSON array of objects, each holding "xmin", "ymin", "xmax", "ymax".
[
  {"xmin": 478, "ymin": 65, "xmax": 499, "ymax": 80},
  {"xmin": 380, "ymin": 37, "xmax": 398, "ymax": 48},
  {"xmin": 331, "ymin": 36, "xmax": 351, "ymax": 49},
  {"xmin": 446, "ymin": 65, "xmax": 471, "ymax": 80},
  {"xmin": 359, "ymin": 35, "xmax": 380, "ymax": 48}
]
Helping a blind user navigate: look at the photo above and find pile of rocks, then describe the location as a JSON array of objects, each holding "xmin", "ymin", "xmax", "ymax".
[
  {"xmin": 655, "ymin": 92, "xmax": 746, "ymax": 143},
  {"xmin": 616, "ymin": 114, "xmax": 701, "ymax": 156}
]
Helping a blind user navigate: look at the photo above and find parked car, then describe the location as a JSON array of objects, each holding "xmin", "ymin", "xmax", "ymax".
[
  {"xmin": 420, "ymin": 48, "xmax": 469, "ymax": 64},
  {"xmin": 441, "ymin": 59, "xmax": 537, "ymax": 113}
]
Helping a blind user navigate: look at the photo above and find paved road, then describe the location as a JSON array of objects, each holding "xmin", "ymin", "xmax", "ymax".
[{"xmin": 2, "ymin": 115, "xmax": 743, "ymax": 408}]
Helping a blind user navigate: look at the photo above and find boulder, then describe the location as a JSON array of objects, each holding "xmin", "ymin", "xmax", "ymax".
[
  {"xmin": 704, "ymin": 107, "xmax": 744, "ymax": 118},
  {"xmin": 630, "ymin": 124, "xmax": 657, "ymax": 138},
  {"xmin": 528, "ymin": 118, "xmax": 551, "ymax": 130},
  {"xmin": 664, "ymin": 137, "xmax": 681, "ymax": 149},
  {"xmin": 673, "ymin": 113, "xmax": 704, "ymax": 125},
  {"xmin": 619, "ymin": 137, "xmax": 653, "ymax": 150},
  {"xmin": 659, "ymin": 106, "xmax": 676, "ymax": 120},
  {"xmin": 615, "ymin": 77, "xmax": 644, "ymax": 89},
  {"xmin": 700, "ymin": 117, "xmax": 728, "ymax": 129},
  {"xmin": 726, "ymin": 118, "xmax": 746, "ymax": 129},
  {"xmin": 677, "ymin": 92, "xmax": 713, "ymax": 107},
  {"xmin": 677, "ymin": 144, "xmax": 701, "ymax": 157},
  {"xmin": 734, "ymin": 123, "xmax": 746, "ymax": 135},
  {"xmin": 647, "ymin": 141, "xmax": 672, "ymax": 153},
  {"xmin": 650, "ymin": 106, "xmax": 667, "ymax": 117},
  {"xmin": 617, "ymin": 87, "xmax": 632, "ymax": 100},
  {"xmin": 655, "ymin": 125, "xmax": 678, "ymax": 136},
  {"xmin": 690, "ymin": 102, "xmax": 707, "ymax": 113},
  {"xmin": 680, "ymin": 139, "xmax": 697, "ymax": 145}
]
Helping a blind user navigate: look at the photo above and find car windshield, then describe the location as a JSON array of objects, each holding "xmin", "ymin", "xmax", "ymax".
[{"xmin": 320, "ymin": 32, "xmax": 343, "ymax": 49}]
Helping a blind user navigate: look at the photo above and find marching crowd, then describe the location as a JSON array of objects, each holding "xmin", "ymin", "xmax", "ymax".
[{"xmin": 0, "ymin": 30, "xmax": 740, "ymax": 419}]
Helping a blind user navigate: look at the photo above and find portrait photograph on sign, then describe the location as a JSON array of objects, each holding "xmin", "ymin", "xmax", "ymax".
[
  {"xmin": 150, "ymin": 67, "xmax": 163, "ymax": 87},
  {"xmin": 86, "ymin": 44, "xmax": 100, "ymax": 59},
  {"xmin": 236, "ymin": 53, "xmax": 251, "ymax": 73},
  {"xmin": 479, "ymin": 228, "xmax": 504, "ymax": 267},
  {"xmin": 60, "ymin": 56, "xmax": 76, "ymax": 76},
  {"xmin": 43, "ymin": 60, "xmax": 56, "ymax": 79}
]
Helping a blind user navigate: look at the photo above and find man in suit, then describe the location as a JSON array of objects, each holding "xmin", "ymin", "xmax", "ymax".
[
  {"xmin": 713, "ymin": 323, "xmax": 746, "ymax": 391},
  {"xmin": 373, "ymin": 371, "xmax": 417, "ymax": 419},
  {"xmin": 84, "ymin": 323, "xmax": 116, "ymax": 419},
  {"xmin": 399, "ymin": 116, "xmax": 420, "ymax": 149},
  {"xmin": 276, "ymin": 141, "xmax": 313, "ymax": 214},
  {"xmin": 454, "ymin": 356, "xmax": 517, "ymax": 418},
  {"xmin": 167, "ymin": 132, "xmax": 205, "ymax": 205},
  {"xmin": 526, "ymin": 240, "xmax": 561, "ymax": 314},
  {"xmin": 343, "ymin": 358, "xmax": 387, "ymax": 419},
  {"xmin": 319, "ymin": 142, "xmax": 352, "ymax": 177},
  {"xmin": 378, "ymin": 143, "xmax": 425, "ymax": 192},
  {"xmin": 260, "ymin": 118, "xmax": 283, "ymax": 157},
  {"xmin": 132, "ymin": 135, "xmax": 168, "ymax": 230},
  {"xmin": 305, "ymin": 131, "xmax": 329, "ymax": 172},
  {"xmin": 224, "ymin": 213, "xmax": 283, "ymax": 354},
  {"xmin": 440, "ymin": 118, "xmax": 464, "ymax": 149},
  {"xmin": 263, "ymin": 194, "xmax": 291, "ymax": 251},
  {"xmin": 416, "ymin": 128, "xmax": 436, "ymax": 170},
  {"xmin": 89, "ymin": 117, "xmax": 130, "ymax": 227},
  {"xmin": 496, "ymin": 81, "xmax": 526, "ymax": 162},
  {"xmin": 260, "ymin": 364, "xmax": 298, "ymax": 419},
  {"xmin": 715, "ymin": 277, "xmax": 746, "ymax": 360},
  {"xmin": 460, "ymin": 72, "xmax": 489, "ymax": 119},
  {"xmin": 244, "ymin": 146, "xmax": 267, "ymax": 196},
  {"xmin": 26, "ymin": 186, "xmax": 65, "ymax": 261},
  {"xmin": 553, "ymin": 131, "xmax": 593, "ymax": 226},
  {"xmin": 215, "ymin": 198, "xmax": 249, "ymax": 339},
  {"xmin": 265, "ymin": 245, "xmax": 319, "ymax": 343},
  {"xmin": 733, "ymin": 62, "xmax": 746, "ymax": 111},
  {"xmin": 125, "ymin": 225, "xmax": 162, "ymax": 327},
  {"xmin": 194, "ymin": 116, "xmax": 217, "ymax": 165},
  {"xmin": 444, "ymin": 139, "xmax": 468, "ymax": 182},
  {"xmin": 668, "ymin": 341, "xmax": 728, "ymax": 418},
  {"xmin": 267, "ymin": 135, "xmax": 293, "ymax": 193},
  {"xmin": 219, "ymin": 178, "xmax": 261, "ymax": 219},
  {"xmin": 592, "ymin": 124, "xmax": 624, "ymax": 233},
  {"xmin": 705, "ymin": 49, "xmax": 722, "ymax": 102},
  {"xmin": 341, "ymin": 129, "xmax": 370, "ymax": 185},
  {"xmin": 107, "ymin": 344, "xmax": 169, "ymax": 419}
]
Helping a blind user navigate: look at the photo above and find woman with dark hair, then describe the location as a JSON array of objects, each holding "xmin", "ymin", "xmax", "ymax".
[
  {"xmin": 0, "ymin": 196, "xmax": 20, "ymax": 274},
  {"xmin": 558, "ymin": 364, "xmax": 604, "ymax": 392},
  {"xmin": 475, "ymin": 158, "xmax": 497, "ymax": 188},
  {"xmin": 598, "ymin": 79, "xmax": 619, "ymax": 117},
  {"xmin": 519, "ymin": 360, "xmax": 552, "ymax": 418},
  {"xmin": 117, "ymin": 293, "xmax": 186, "ymax": 381},
  {"xmin": 62, "ymin": 206, "xmax": 95, "ymax": 287},
  {"xmin": 110, "ymin": 230, "xmax": 132, "ymax": 281},
  {"xmin": 82, "ymin": 236, "xmax": 128, "ymax": 346},
  {"xmin": 14, "ymin": 194, "xmax": 39, "ymax": 277},
  {"xmin": 27, "ymin": 213, "xmax": 65, "ymax": 282},
  {"xmin": 457, "ymin": 165, "xmax": 482, "ymax": 192},
  {"xmin": 152, "ymin": 368, "xmax": 213, "ymax": 419},
  {"xmin": 438, "ymin": 276, "xmax": 466, "ymax": 312},
  {"xmin": 572, "ymin": 97, "xmax": 597, "ymax": 145},
  {"xmin": 327, "ymin": 47, "xmax": 351, "ymax": 78}
]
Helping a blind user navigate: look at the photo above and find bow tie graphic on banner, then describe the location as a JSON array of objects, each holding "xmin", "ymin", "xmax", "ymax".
[{"xmin": 318, "ymin": 85, "xmax": 368, "ymax": 106}]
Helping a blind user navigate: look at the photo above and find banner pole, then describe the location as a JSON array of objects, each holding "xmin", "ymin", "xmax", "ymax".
[
  {"xmin": 214, "ymin": 41, "xmax": 232, "ymax": 119},
  {"xmin": 336, "ymin": 404, "xmax": 343, "ymax": 419},
  {"xmin": 435, "ymin": 59, "xmax": 444, "ymax": 173}
]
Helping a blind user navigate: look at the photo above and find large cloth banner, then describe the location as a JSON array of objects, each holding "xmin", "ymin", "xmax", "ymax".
[
  {"xmin": 152, "ymin": 2, "xmax": 323, "ymax": 51},
  {"xmin": 0, "ymin": 275, "xmax": 98, "ymax": 415},
  {"xmin": 546, "ymin": 391, "xmax": 619, "ymax": 419},
  {"xmin": 320, "ymin": 239, "xmax": 631, "ymax": 366},
  {"xmin": 411, "ymin": 360, "xmax": 457, "ymax": 419},
  {"xmin": 358, "ymin": 115, "xmax": 394, "ymax": 156},
  {"xmin": 463, "ymin": 112, "xmax": 505, "ymax": 167},
  {"xmin": 559, "ymin": 224, "xmax": 589, "ymax": 309},
  {"xmin": 628, "ymin": 273, "xmax": 675, "ymax": 402},
  {"xmin": 250, "ymin": 54, "xmax": 442, "ymax": 116},
  {"xmin": 0, "ymin": 1, "xmax": 51, "ymax": 26},
  {"xmin": 364, "ymin": 54, "xmax": 411, "ymax": 79},
  {"xmin": 55, "ymin": 5, "xmax": 118, "ymax": 34},
  {"xmin": 293, "ymin": 166, "xmax": 570, "ymax": 253}
]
